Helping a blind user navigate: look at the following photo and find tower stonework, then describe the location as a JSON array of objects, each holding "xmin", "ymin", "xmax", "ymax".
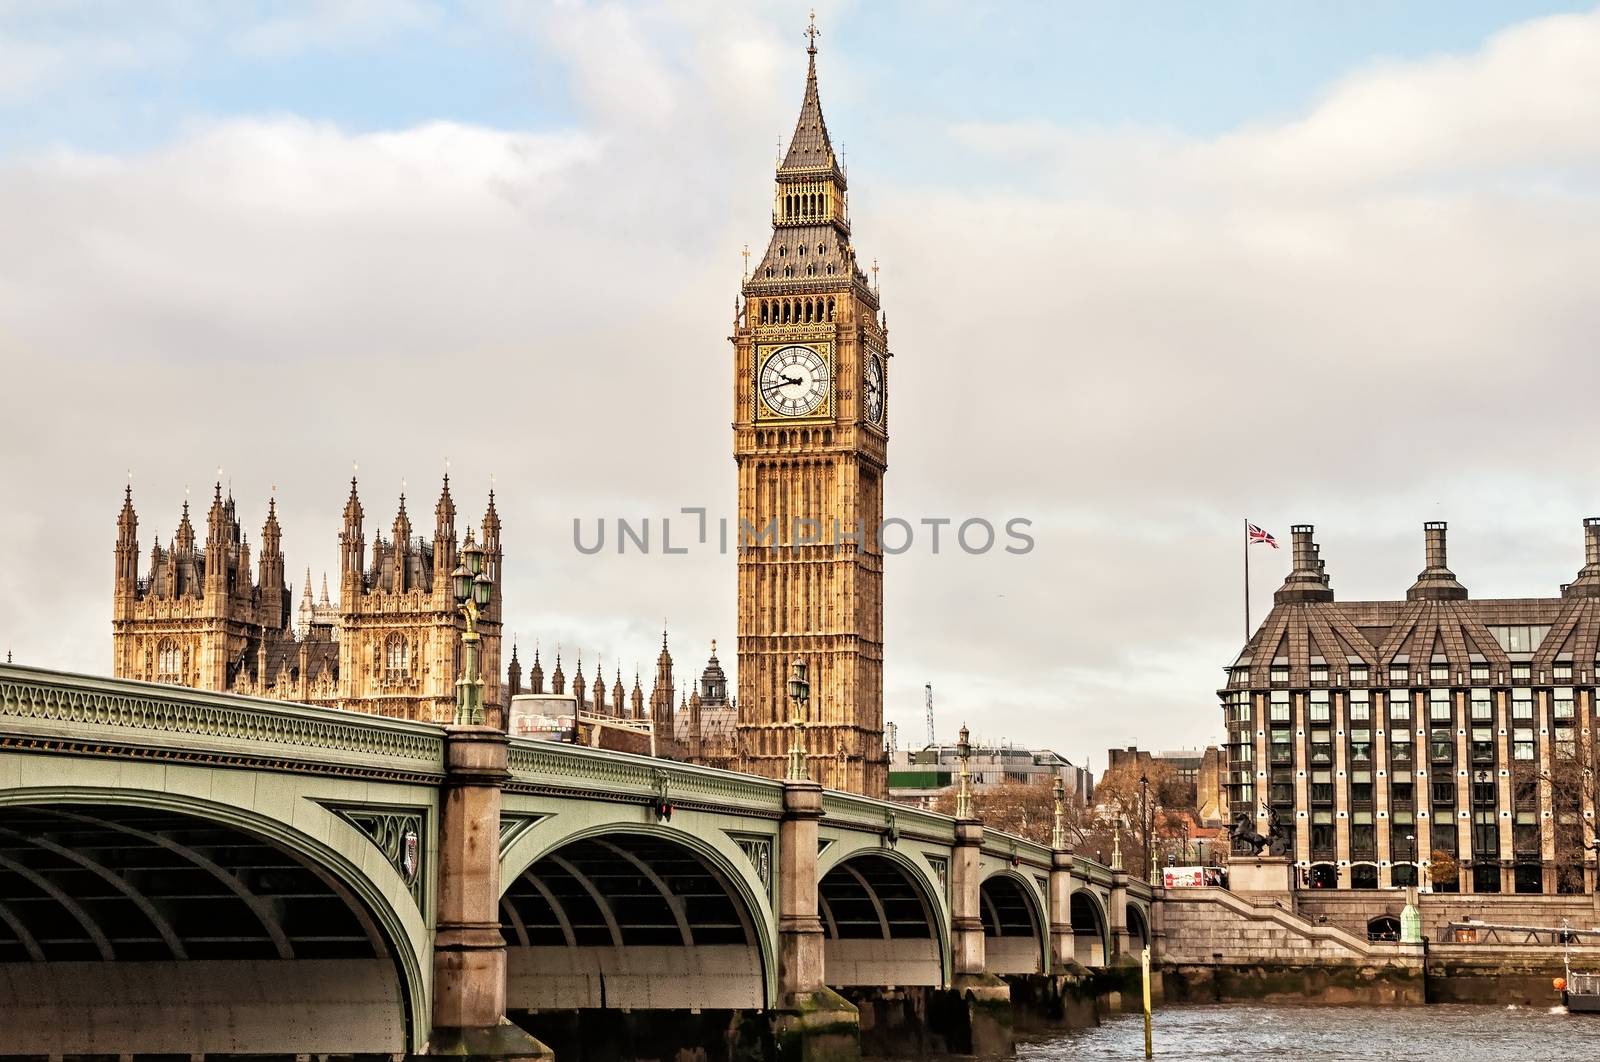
[{"xmin": 732, "ymin": 32, "xmax": 889, "ymax": 797}]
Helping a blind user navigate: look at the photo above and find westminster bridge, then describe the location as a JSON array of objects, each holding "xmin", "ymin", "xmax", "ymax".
[{"xmin": 0, "ymin": 664, "xmax": 1153, "ymax": 1060}]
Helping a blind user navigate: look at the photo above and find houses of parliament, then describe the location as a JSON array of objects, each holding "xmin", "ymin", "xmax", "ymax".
[{"xmin": 110, "ymin": 28, "xmax": 892, "ymax": 796}]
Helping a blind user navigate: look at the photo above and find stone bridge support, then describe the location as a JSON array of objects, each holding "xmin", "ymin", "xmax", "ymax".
[
  {"xmin": 1049, "ymin": 851, "xmax": 1078, "ymax": 971},
  {"xmin": 774, "ymin": 779, "xmax": 861, "ymax": 1059},
  {"xmin": 1109, "ymin": 868, "xmax": 1136, "ymax": 963},
  {"xmin": 943, "ymin": 819, "xmax": 1013, "ymax": 1055},
  {"xmin": 430, "ymin": 726, "xmax": 551, "ymax": 1060}
]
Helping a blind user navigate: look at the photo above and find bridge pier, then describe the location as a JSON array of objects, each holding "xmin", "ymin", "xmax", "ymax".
[
  {"xmin": 774, "ymin": 779, "xmax": 861, "ymax": 1061},
  {"xmin": 934, "ymin": 819, "xmax": 1014, "ymax": 1057},
  {"xmin": 1108, "ymin": 869, "xmax": 1136, "ymax": 963},
  {"xmin": 429, "ymin": 726, "xmax": 553, "ymax": 1060}
]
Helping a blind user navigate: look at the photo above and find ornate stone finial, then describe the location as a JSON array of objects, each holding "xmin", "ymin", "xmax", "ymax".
[
  {"xmin": 741, "ymin": 243, "xmax": 750, "ymax": 280},
  {"xmin": 1111, "ymin": 828, "xmax": 1123, "ymax": 871},
  {"xmin": 805, "ymin": 8, "xmax": 819, "ymax": 55}
]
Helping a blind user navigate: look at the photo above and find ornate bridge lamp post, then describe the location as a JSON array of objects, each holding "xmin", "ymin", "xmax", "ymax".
[
  {"xmin": 1139, "ymin": 772, "xmax": 1155, "ymax": 885},
  {"xmin": 786, "ymin": 658, "xmax": 810, "ymax": 781},
  {"xmin": 451, "ymin": 531, "xmax": 494, "ymax": 726},
  {"xmin": 955, "ymin": 724, "xmax": 974, "ymax": 819},
  {"xmin": 1051, "ymin": 775, "xmax": 1067, "ymax": 850}
]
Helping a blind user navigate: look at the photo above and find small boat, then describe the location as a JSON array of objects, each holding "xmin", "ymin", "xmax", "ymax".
[{"xmin": 1565, "ymin": 972, "xmax": 1600, "ymax": 1014}]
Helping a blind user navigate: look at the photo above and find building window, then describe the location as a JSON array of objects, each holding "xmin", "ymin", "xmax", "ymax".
[
  {"xmin": 1491, "ymin": 626, "xmax": 1549, "ymax": 654},
  {"xmin": 1389, "ymin": 690, "xmax": 1411, "ymax": 721},
  {"xmin": 1553, "ymin": 687, "xmax": 1575, "ymax": 720},
  {"xmin": 1430, "ymin": 661, "xmax": 1449, "ymax": 683},
  {"xmin": 1470, "ymin": 662, "xmax": 1490, "ymax": 684},
  {"xmin": 1350, "ymin": 727, "xmax": 1372, "ymax": 764},
  {"xmin": 1512, "ymin": 663, "xmax": 1532, "ymax": 683},
  {"xmin": 1309, "ymin": 689, "xmax": 1330, "ymax": 722},
  {"xmin": 1429, "ymin": 688, "xmax": 1453, "ymax": 722},
  {"xmin": 1470, "ymin": 688, "xmax": 1492, "ymax": 722},
  {"xmin": 1270, "ymin": 690, "xmax": 1291, "ymax": 722},
  {"xmin": 1431, "ymin": 778, "xmax": 1456, "ymax": 805},
  {"xmin": 1270, "ymin": 729, "xmax": 1293, "ymax": 764},
  {"xmin": 1554, "ymin": 662, "xmax": 1574, "ymax": 683},
  {"xmin": 1390, "ymin": 725, "xmax": 1413, "ymax": 764},
  {"xmin": 1349, "ymin": 689, "xmax": 1371, "ymax": 722},
  {"xmin": 1513, "ymin": 727, "xmax": 1535, "ymax": 761},
  {"xmin": 1351, "ymin": 665, "xmax": 1370, "ymax": 685},
  {"xmin": 1311, "ymin": 769, "xmax": 1333, "ymax": 802},
  {"xmin": 1471, "ymin": 727, "xmax": 1495, "ymax": 764},
  {"xmin": 1431, "ymin": 726, "xmax": 1455, "ymax": 763},
  {"xmin": 1511, "ymin": 687, "xmax": 1533, "ymax": 721},
  {"xmin": 1271, "ymin": 664, "xmax": 1289, "ymax": 685},
  {"xmin": 1311, "ymin": 729, "xmax": 1332, "ymax": 765},
  {"xmin": 1389, "ymin": 665, "xmax": 1409, "ymax": 685},
  {"xmin": 1232, "ymin": 667, "xmax": 1251, "ymax": 687},
  {"xmin": 156, "ymin": 639, "xmax": 182, "ymax": 682},
  {"xmin": 1310, "ymin": 663, "xmax": 1329, "ymax": 686},
  {"xmin": 1351, "ymin": 769, "xmax": 1373, "ymax": 805},
  {"xmin": 384, "ymin": 632, "xmax": 409, "ymax": 680}
]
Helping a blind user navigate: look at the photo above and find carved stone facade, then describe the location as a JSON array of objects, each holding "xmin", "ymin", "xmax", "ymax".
[
  {"xmin": 731, "ymin": 35, "xmax": 889, "ymax": 797},
  {"xmin": 112, "ymin": 476, "xmax": 504, "ymax": 727}
]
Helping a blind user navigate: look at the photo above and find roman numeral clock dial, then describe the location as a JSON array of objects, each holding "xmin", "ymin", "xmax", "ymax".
[{"xmin": 758, "ymin": 344, "xmax": 830, "ymax": 418}]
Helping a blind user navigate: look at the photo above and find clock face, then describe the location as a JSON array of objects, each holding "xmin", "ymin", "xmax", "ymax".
[
  {"xmin": 863, "ymin": 354, "xmax": 884, "ymax": 424},
  {"xmin": 759, "ymin": 345, "xmax": 830, "ymax": 418}
]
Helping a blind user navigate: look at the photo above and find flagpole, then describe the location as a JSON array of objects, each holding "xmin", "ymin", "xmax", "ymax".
[{"xmin": 1244, "ymin": 518, "xmax": 1251, "ymax": 645}]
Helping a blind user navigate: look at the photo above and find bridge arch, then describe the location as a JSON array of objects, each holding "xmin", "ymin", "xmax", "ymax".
[
  {"xmin": 499, "ymin": 821, "xmax": 777, "ymax": 1011},
  {"xmin": 0, "ymin": 785, "xmax": 429, "ymax": 1057},
  {"xmin": 1069, "ymin": 886, "xmax": 1110, "ymax": 966},
  {"xmin": 978, "ymin": 869, "xmax": 1046, "ymax": 974},
  {"xmin": 1126, "ymin": 901, "xmax": 1150, "ymax": 950},
  {"xmin": 817, "ymin": 847, "xmax": 949, "ymax": 989}
]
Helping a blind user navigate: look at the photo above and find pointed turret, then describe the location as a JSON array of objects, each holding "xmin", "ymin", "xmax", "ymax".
[
  {"xmin": 391, "ymin": 492, "xmax": 412, "ymax": 593},
  {"xmin": 480, "ymin": 490, "xmax": 502, "ymax": 613},
  {"xmin": 591, "ymin": 656, "xmax": 607, "ymax": 715},
  {"xmin": 115, "ymin": 483, "xmax": 139, "ymax": 597},
  {"xmin": 631, "ymin": 672, "xmax": 645, "ymax": 720},
  {"xmin": 650, "ymin": 627, "xmax": 675, "ymax": 729},
  {"xmin": 507, "ymin": 643, "xmax": 523, "ymax": 697},
  {"xmin": 745, "ymin": 13, "xmax": 869, "ymax": 304},
  {"xmin": 530, "ymin": 645, "xmax": 546, "ymax": 694},
  {"xmin": 611, "ymin": 666, "xmax": 625, "ymax": 720},
  {"xmin": 1407, "ymin": 522, "xmax": 1468, "ymax": 601},
  {"xmin": 340, "ymin": 477, "xmax": 365, "ymax": 588},
  {"xmin": 298, "ymin": 567, "xmax": 315, "ymax": 636},
  {"xmin": 433, "ymin": 474, "xmax": 456, "ymax": 589},
  {"xmin": 781, "ymin": 15, "xmax": 839, "ymax": 175},
  {"xmin": 572, "ymin": 656, "xmax": 586, "ymax": 707},
  {"xmin": 258, "ymin": 496, "xmax": 288, "ymax": 630},
  {"xmin": 551, "ymin": 649, "xmax": 566, "ymax": 695}
]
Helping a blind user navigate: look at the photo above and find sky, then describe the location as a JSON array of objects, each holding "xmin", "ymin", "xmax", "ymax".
[{"xmin": 4, "ymin": 1, "xmax": 1600, "ymax": 772}]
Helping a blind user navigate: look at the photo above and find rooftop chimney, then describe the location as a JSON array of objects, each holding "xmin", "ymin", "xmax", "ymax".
[
  {"xmin": 1407, "ymin": 521, "xmax": 1468, "ymax": 601},
  {"xmin": 1564, "ymin": 517, "xmax": 1600, "ymax": 599},
  {"xmin": 1274, "ymin": 524, "xmax": 1335, "ymax": 604}
]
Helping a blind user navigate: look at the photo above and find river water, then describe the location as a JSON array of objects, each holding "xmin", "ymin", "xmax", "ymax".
[{"xmin": 1017, "ymin": 1003, "xmax": 1591, "ymax": 1060}]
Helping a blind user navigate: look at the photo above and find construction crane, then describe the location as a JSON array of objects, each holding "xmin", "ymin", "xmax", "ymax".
[{"xmin": 925, "ymin": 683, "xmax": 935, "ymax": 748}]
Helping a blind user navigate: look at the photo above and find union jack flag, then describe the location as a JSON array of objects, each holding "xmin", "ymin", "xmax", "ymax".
[{"xmin": 1247, "ymin": 523, "xmax": 1279, "ymax": 549}]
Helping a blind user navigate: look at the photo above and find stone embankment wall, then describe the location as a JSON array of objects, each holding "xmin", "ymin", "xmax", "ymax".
[
  {"xmin": 1294, "ymin": 891, "xmax": 1597, "ymax": 940},
  {"xmin": 1160, "ymin": 888, "xmax": 1423, "ymax": 1004}
]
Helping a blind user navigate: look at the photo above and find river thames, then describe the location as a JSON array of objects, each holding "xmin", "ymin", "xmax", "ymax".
[{"xmin": 1015, "ymin": 1003, "xmax": 1588, "ymax": 1060}]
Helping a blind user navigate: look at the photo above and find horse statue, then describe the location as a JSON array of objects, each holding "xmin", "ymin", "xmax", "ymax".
[{"xmin": 1227, "ymin": 805, "xmax": 1279, "ymax": 856}]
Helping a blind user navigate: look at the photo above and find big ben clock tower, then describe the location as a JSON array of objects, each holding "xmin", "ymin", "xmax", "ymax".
[{"xmin": 732, "ymin": 21, "xmax": 889, "ymax": 797}]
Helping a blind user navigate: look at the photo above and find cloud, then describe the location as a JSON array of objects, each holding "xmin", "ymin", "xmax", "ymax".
[{"xmin": 3, "ymin": 5, "xmax": 1600, "ymax": 765}]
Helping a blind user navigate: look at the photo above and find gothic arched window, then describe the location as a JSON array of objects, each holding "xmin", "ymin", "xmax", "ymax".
[
  {"xmin": 156, "ymin": 639, "xmax": 181, "ymax": 683},
  {"xmin": 385, "ymin": 632, "xmax": 409, "ymax": 680}
]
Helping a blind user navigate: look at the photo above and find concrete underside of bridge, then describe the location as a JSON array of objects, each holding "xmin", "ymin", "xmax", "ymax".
[{"xmin": 0, "ymin": 802, "xmax": 411, "ymax": 1057}]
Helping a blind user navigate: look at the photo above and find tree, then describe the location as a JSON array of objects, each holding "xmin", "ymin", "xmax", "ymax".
[
  {"xmin": 931, "ymin": 779, "xmax": 1062, "ymax": 845},
  {"xmin": 1540, "ymin": 726, "xmax": 1597, "ymax": 893}
]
